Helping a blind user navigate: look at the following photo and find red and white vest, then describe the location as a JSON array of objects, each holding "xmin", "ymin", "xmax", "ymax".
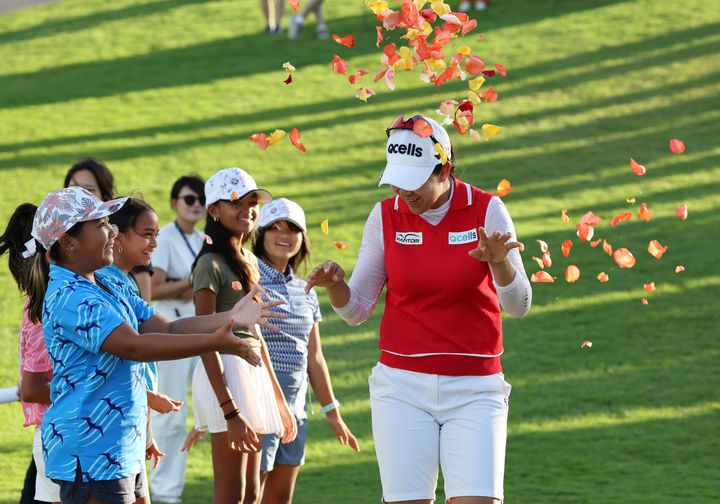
[{"xmin": 379, "ymin": 177, "xmax": 503, "ymax": 376}]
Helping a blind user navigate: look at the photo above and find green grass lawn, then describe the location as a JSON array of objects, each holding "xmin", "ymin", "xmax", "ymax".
[{"xmin": 0, "ymin": 0, "xmax": 719, "ymax": 502}]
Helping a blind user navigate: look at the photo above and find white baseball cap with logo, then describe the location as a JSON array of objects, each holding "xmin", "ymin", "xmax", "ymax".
[
  {"xmin": 204, "ymin": 167, "xmax": 272, "ymax": 208},
  {"xmin": 257, "ymin": 198, "xmax": 307, "ymax": 232},
  {"xmin": 379, "ymin": 115, "xmax": 453, "ymax": 191}
]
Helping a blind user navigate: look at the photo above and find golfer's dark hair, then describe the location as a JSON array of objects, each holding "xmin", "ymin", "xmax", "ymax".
[
  {"xmin": 24, "ymin": 221, "xmax": 85, "ymax": 324},
  {"xmin": 252, "ymin": 220, "xmax": 311, "ymax": 274},
  {"xmin": 0, "ymin": 203, "xmax": 37, "ymax": 294},
  {"xmin": 170, "ymin": 175, "xmax": 205, "ymax": 200},
  {"xmin": 64, "ymin": 158, "xmax": 116, "ymax": 202},
  {"xmin": 193, "ymin": 211, "xmax": 258, "ymax": 294},
  {"xmin": 110, "ymin": 198, "xmax": 155, "ymax": 233}
]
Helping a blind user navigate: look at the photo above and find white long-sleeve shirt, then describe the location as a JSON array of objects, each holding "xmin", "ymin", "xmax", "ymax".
[{"xmin": 333, "ymin": 187, "xmax": 532, "ymax": 325}]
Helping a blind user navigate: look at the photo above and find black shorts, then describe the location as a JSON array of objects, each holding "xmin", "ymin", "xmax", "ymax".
[{"xmin": 53, "ymin": 463, "xmax": 146, "ymax": 504}]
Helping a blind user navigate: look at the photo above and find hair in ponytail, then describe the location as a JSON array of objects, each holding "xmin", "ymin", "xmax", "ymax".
[
  {"xmin": 193, "ymin": 214, "xmax": 258, "ymax": 293},
  {"xmin": 0, "ymin": 203, "xmax": 37, "ymax": 293}
]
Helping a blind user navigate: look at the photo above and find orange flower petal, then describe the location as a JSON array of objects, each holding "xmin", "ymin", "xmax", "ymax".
[
  {"xmin": 248, "ymin": 132, "xmax": 269, "ymax": 150},
  {"xmin": 289, "ymin": 128, "xmax": 306, "ymax": 152},
  {"xmin": 531, "ymin": 271, "xmax": 555, "ymax": 283},
  {"xmin": 676, "ymin": 203, "xmax": 688, "ymax": 220},
  {"xmin": 376, "ymin": 26, "xmax": 383, "ymax": 48},
  {"xmin": 288, "ymin": 0, "xmax": 299, "ymax": 13},
  {"xmin": 412, "ymin": 118, "xmax": 433, "ymax": 138},
  {"xmin": 561, "ymin": 209, "xmax": 569, "ymax": 224},
  {"xmin": 648, "ymin": 240, "xmax": 668, "ymax": 259},
  {"xmin": 333, "ymin": 241, "xmax": 349, "ymax": 250},
  {"xmin": 580, "ymin": 340, "xmax": 593, "ymax": 348},
  {"xmin": 590, "ymin": 238, "xmax": 602, "ymax": 248},
  {"xmin": 576, "ymin": 224, "xmax": 594, "ymax": 242},
  {"xmin": 641, "ymin": 298, "xmax": 648, "ymax": 305},
  {"xmin": 629, "ymin": 158, "xmax": 646, "ymax": 176},
  {"xmin": 565, "ymin": 265, "xmax": 580, "ymax": 283},
  {"xmin": 542, "ymin": 252, "xmax": 552, "ymax": 268},
  {"xmin": 479, "ymin": 88, "xmax": 498, "ymax": 102},
  {"xmin": 494, "ymin": 63, "xmax": 507, "ymax": 76},
  {"xmin": 536, "ymin": 240, "xmax": 549, "ymax": 254},
  {"xmin": 331, "ymin": 54, "xmax": 348, "ymax": 75},
  {"xmin": 579, "ymin": 211, "xmax": 603, "ymax": 226},
  {"xmin": 613, "ymin": 248, "xmax": 636, "ymax": 268},
  {"xmin": 561, "ymin": 239, "xmax": 572, "ymax": 258},
  {"xmin": 675, "ymin": 265, "xmax": 685, "ymax": 273},
  {"xmin": 230, "ymin": 191, "xmax": 239, "ymax": 201},
  {"xmin": 643, "ymin": 282, "xmax": 656, "ymax": 292},
  {"xmin": 531, "ymin": 256, "xmax": 544, "ymax": 269},
  {"xmin": 597, "ymin": 272, "xmax": 609, "ymax": 282},
  {"xmin": 332, "ymin": 34, "xmax": 355, "ymax": 48},
  {"xmin": 669, "ymin": 138, "xmax": 685, "ymax": 154},
  {"xmin": 464, "ymin": 55, "xmax": 485, "ymax": 75},
  {"xmin": 496, "ymin": 179, "xmax": 512, "ymax": 197},
  {"xmin": 602, "ymin": 240, "xmax": 613, "ymax": 256},
  {"xmin": 610, "ymin": 212, "xmax": 632, "ymax": 227},
  {"xmin": 231, "ymin": 281, "xmax": 242, "ymax": 291},
  {"xmin": 637, "ymin": 202, "xmax": 652, "ymax": 222}
]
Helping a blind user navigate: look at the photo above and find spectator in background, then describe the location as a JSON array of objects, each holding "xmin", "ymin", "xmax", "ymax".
[
  {"xmin": 149, "ymin": 176, "xmax": 206, "ymax": 504},
  {"xmin": 260, "ymin": 0, "xmax": 285, "ymax": 35},
  {"xmin": 459, "ymin": 0, "xmax": 491, "ymax": 12},
  {"xmin": 288, "ymin": 0, "xmax": 328, "ymax": 40}
]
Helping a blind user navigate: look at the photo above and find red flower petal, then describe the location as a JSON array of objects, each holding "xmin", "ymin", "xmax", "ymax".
[
  {"xmin": 376, "ymin": 26, "xmax": 383, "ymax": 48},
  {"xmin": 542, "ymin": 252, "xmax": 552, "ymax": 268},
  {"xmin": 580, "ymin": 340, "xmax": 593, "ymax": 348},
  {"xmin": 383, "ymin": 10, "xmax": 402, "ymax": 30},
  {"xmin": 288, "ymin": 0, "xmax": 299, "ymax": 13},
  {"xmin": 637, "ymin": 202, "xmax": 652, "ymax": 222},
  {"xmin": 590, "ymin": 238, "xmax": 602, "ymax": 248},
  {"xmin": 613, "ymin": 248, "xmax": 636, "ymax": 268},
  {"xmin": 412, "ymin": 118, "xmax": 433, "ymax": 138},
  {"xmin": 333, "ymin": 241, "xmax": 349, "ymax": 250},
  {"xmin": 248, "ymin": 133, "xmax": 269, "ymax": 150},
  {"xmin": 597, "ymin": 272, "xmax": 609, "ymax": 282},
  {"xmin": 289, "ymin": 128, "xmax": 306, "ymax": 152},
  {"xmin": 641, "ymin": 298, "xmax": 648, "ymax": 305},
  {"xmin": 464, "ymin": 55, "xmax": 485, "ymax": 75},
  {"xmin": 283, "ymin": 74, "xmax": 292, "ymax": 85},
  {"xmin": 332, "ymin": 34, "xmax": 355, "ymax": 48},
  {"xmin": 461, "ymin": 18, "xmax": 477, "ymax": 35},
  {"xmin": 331, "ymin": 54, "xmax": 348, "ymax": 75},
  {"xmin": 576, "ymin": 223, "xmax": 594, "ymax": 242},
  {"xmin": 579, "ymin": 211, "xmax": 603, "ymax": 226},
  {"xmin": 643, "ymin": 282, "xmax": 656, "ymax": 292},
  {"xmin": 629, "ymin": 158, "xmax": 646, "ymax": 176},
  {"xmin": 602, "ymin": 240, "xmax": 613, "ymax": 256},
  {"xmin": 565, "ymin": 265, "xmax": 580, "ymax": 283},
  {"xmin": 669, "ymin": 138, "xmax": 685, "ymax": 154},
  {"xmin": 231, "ymin": 281, "xmax": 242, "ymax": 291},
  {"xmin": 648, "ymin": 240, "xmax": 668, "ymax": 259},
  {"xmin": 561, "ymin": 239, "xmax": 572, "ymax": 258},
  {"xmin": 479, "ymin": 88, "xmax": 498, "ymax": 102},
  {"xmin": 676, "ymin": 203, "xmax": 688, "ymax": 220},
  {"xmin": 609, "ymin": 211, "xmax": 632, "ymax": 227},
  {"xmin": 494, "ymin": 63, "xmax": 507, "ymax": 76},
  {"xmin": 531, "ymin": 271, "xmax": 555, "ymax": 283}
]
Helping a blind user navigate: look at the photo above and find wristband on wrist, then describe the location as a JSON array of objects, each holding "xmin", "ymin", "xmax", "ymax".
[
  {"xmin": 224, "ymin": 409, "xmax": 239, "ymax": 420},
  {"xmin": 219, "ymin": 398, "xmax": 233, "ymax": 408},
  {"xmin": 320, "ymin": 399, "xmax": 340, "ymax": 415}
]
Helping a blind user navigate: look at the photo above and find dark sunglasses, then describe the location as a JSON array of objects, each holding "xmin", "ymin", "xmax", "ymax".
[{"xmin": 178, "ymin": 195, "xmax": 205, "ymax": 206}]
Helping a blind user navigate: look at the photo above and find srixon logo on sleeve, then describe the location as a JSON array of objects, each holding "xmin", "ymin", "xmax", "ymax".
[
  {"xmin": 387, "ymin": 143, "xmax": 424, "ymax": 157},
  {"xmin": 395, "ymin": 232, "xmax": 423, "ymax": 245},
  {"xmin": 448, "ymin": 228, "xmax": 478, "ymax": 245}
]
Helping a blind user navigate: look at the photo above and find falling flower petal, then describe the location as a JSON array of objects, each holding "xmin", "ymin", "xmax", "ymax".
[
  {"xmin": 376, "ymin": 25, "xmax": 383, "ymax": 47},
  {"xmin": 465, "ymin": 56, "xmax": 485, "ymax": 75},
  {"xmin": 283, "ymin": 74, "xmax": 293, "ymax": 85},
  {"xmin": 434, "ymin": 143, "xmax": 448, "ymax": 164},
  {"xmin": 531, "ymin": 256, "xmax": 544, "ymax": 269},
  {"xmin": 561, "ymin": 209, "xmax": 569, "ymax": 224},
  {"xmin": 565, "ymin": 265, "xmax": 580, "ymax": 283},
  {"xmin": 437, "ymin": 99, "xmax": 458, "ymax": 116},
  {"xmin": 356, "ymin": 86, "xmax": 375, "ymax": 102},
  {"xmin": 461, "ymin": 18, "xmax": 477, "ymax": 35},
  {"xmin": 283, "ymin": 62, "xmax": 296, "ymax": 73},
  {"xmin": 643, "ymin": 282, "xmax": 656, "ymax": 292},
  {"xmin": 231, "ymin": 281, "xmax": 242, "ymax": 291},
  {"xmin": 267, "ymin": 129, "xmax": 286, "ymax": 146},
  {"xmin": 383, "ymin": 10, "xmax": 402, "ymax": 30},
  {"xmin": 641, "ymin": 298, "xmax": 648, "ymax": 305},
  {"xmin": 331, "ymin": 54, "xmax": 348, "ymax": 75},
  {"xmin": 576, "ymin": 224, "xmax": 594, "ymax": 242},
  {"xmin": 580, "ymin": 340, "xmax": 593, "ymax": 348},
  {"xmin": 230, "ymin": 191, "xmax": 240, "ymax": 201},
  {"xmin": 626, "ymin": 197, "xmax": 636, "ymax": 204},
  {"xmin": 248, "ymin": 133, "xmax": 269, "ymax": 150},
  {"xmin": 203, "ymin": 234, "xmax": 213, "ymax": 245},
  {"xmin": 579, "ymin": 211, "xmax": 603, "ymax": 226},
  {"xmin": 496, "ymin": 179, "xmax": 512, "ymax": 197},
  {"xmin": 468, "ymin": 75, "xmax": 486, "ymax": 90},
  {"xmin": 613, "ymin": 248, "xmax": 636, "ymax": 268},
  {"xmin": 561, "ymin": 240, "xmax": 572, "ymax": 258},
  {"xmin": 531, "ymin": 271, "xmax": 555, "ymax": 283},
  {"xmin": 334, "ymin": 241, "xmax": 349, "ymax": 250},
  {"xmin": 481, "ymin": 124, "xmax": 502, "ymax": 140},
  {"xmin": 494, "ymin": 63, "xmax": 507, "ymax": 76},
  {"xmin": 610, "ymin": 212, "xmax": 632, "ymax": 227},
  {"xmin": 320, "ymin": 219, "xmax": 329, "ymax": 235},
  {"xmin": 669, "ymin": 138, "xmax": 685, "ymax": 154},
  {"xmin": 289, "ymin": 128, "xmax": 306, "ymax": 152},
  {"xmin": 479, "ymin": 88, "xmax": 498, "ymax": 102},
  {"xmin": 597, "ymin": 272, "xmax": 609, "ymax": 282},
  {"xmin": 602, "ymin": 240, "xmax": 613, "ymax": 256},
  {"xmin": 676, "ymin": 204, "xmax": 688, "ymax": 220},
  {"xmin": 366, "ymin": 0, "xmax": 389, "ymax": 15},
  {"xmin": 675, "ymin": 265, "xmax": 685, "ymax": 273},
  {"xmin": 413, "ymin": 118, "xmax": 433, "ymax": 137},
  {"xmin": 332, "ymin": 34, "xmax": 355, "ymax": 47},
  {"xmin": 542, "ymin": 252, "xmax": 552, "ymax": 268},
  {"xmin": 637, "ymin": 202, "xmax": 652, "ymax": 222},
  {"xmin": 629, "ymin": 158, "xmax": 646, "ymax": 176},
  {"xmin": 536, "ymin": 240, "xmax": 549, "ymax": 254},
  {"xmin": 648, "ymin": 240, "xmax": 668, "ymax": 259},
  {"xmin": 288, "ymin": 0, "xmax": 300, "ymax": 13},
  {"xmin": 589, "ymin": 238, "xmax": 602, "ymax": 248}
]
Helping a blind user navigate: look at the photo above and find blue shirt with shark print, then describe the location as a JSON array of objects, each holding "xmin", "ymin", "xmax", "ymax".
[{"xmin": 40, "ymin": 264, "xmax": 157, "ymax": 482}]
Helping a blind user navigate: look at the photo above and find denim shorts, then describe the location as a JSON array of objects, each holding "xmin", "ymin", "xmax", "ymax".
[
  {"xmin": 260, "ymin": 370, "xmax": 309, "ymax": 471},
  {"xmin": 54, "ymin": 462, "xmax": 147, "ymax": 504}
]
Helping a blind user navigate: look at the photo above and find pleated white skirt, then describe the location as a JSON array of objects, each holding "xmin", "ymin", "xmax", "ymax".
[{"xmin": 192, "ymin": 353, "xmax": 284, "ymax": 435}]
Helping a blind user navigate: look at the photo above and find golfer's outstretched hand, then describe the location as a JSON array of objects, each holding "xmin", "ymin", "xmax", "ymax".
[
  {"xmin": 305, "ymin": 261, "xmax": 346, "ymax": 293},
  {"xmin": 469, "ymin": 227, "xmax": 524, "ymax": 264}
]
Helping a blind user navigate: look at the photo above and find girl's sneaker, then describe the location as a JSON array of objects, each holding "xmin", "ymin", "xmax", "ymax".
[
  {"xmin": 317, "ymin": 23, "xmax": 329, "ymax": 40},
  {"xmin": 288, "ymin": 15, "xmax": 303, "ymax": 40}
]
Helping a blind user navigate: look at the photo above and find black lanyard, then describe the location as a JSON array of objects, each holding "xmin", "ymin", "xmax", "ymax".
[{"xmin": 174, "ymin": 221, "xmax": 199, "ymax": 258}]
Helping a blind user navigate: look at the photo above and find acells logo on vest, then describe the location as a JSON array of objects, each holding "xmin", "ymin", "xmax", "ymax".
[
  {"xmin": 448, "ymin": 228, "xmax": 478, "ymax": 245},
  {"xmin": 395, "ymin": 232, "xmax": 423, "ymax": 245},
  {"xmin": 387, "ymin": 143, "xmax": 424, "ymax": 157}
]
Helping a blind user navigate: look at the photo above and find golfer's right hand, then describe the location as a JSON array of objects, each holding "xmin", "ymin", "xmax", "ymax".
[
  {"xmin": 227, "ymin": 414, "xmax": 261, "ymax": 453},
  {"xmin": 305, "ymin": 261, "xmax": 346, "ymax": 293},
  {"xmin": 214, "ymin": 319, "xmax": 262, "ymax": 367}
]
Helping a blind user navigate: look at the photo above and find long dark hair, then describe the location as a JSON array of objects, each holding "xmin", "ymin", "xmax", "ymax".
[
  {"xmin": 64, "ymin": 158, "xmax": 116, "ymax": 202},
  {"xmin": 0, "ymin": 203, "xmax": 37, "ymax": 294},
  {"xmin": 193, "ymin": 214, "xmax": 258, "ymax": 293},
  {"xmin": 252, "ymin": 221, "xmax": 311, "ymax": 274}
]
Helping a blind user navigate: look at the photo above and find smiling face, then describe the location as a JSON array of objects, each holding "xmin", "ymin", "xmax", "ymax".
[
  {"xmin": 390, "ymin": 166, "xmax": 452, "ymax": 215},
  {"xmin": 60, "ymin": 217, "xmax": 118, "ymax": 272},
  {"xmin": 261, "ymin": 220, "xmax": 304, "ymax": 270},
  {"xmin": 171, "ymin": 185, "xmax": 206, "ymax": 226},
  {"xmin": 208, "ymin": 192, "xmax": 259, "ymax": 238},
  {"xmin": 114, "ymin": 210, "xmax": 159, "ymax": 268},
  {"xmin": 67, "ymin": 169, "xmax": 103, "ymax": 200}
]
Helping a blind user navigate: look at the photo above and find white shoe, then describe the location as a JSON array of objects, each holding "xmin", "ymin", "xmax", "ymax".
[
  {"xmin": 317, "ymin": 23, "xmax": 329, "ymax": 40},
  {"xmin": 475, "ymin": 1, "xmax": 487, "ymax": 10},
  {"xmin": 288, "ymin": 15, "xmax": 303, "ymax": 40},
  {"xmin": 458, "ymin": 1, "xmax": 472, "ymax": 12}
]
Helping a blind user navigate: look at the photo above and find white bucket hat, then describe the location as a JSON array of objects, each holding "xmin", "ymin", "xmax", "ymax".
[
  {"xmin": 205, "ymin": 167, "xmax": 271, "ymax": 207},
  {"xmin": 258, "ymin": 198, "xmax": 307, "ymax": 232}
]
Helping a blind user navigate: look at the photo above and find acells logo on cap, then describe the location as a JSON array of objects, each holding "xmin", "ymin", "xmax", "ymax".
[{"xmin": 387, "ymin": 143, "xmax": 424, "ymax": 158}]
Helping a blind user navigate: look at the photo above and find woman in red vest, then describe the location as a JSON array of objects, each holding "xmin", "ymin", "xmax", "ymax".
[{"xmin": 306, "ymin": 115, "xmax": 532, "ymax": 504}]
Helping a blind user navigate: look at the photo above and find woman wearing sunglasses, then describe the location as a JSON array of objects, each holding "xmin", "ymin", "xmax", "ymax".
[
  {"xmin": 306, "ymin": 115, "xmax": 532, "ymax": 504},
  {"xmin": 148, "ymin": 175, "xmax": 206, "ymax": 504}
]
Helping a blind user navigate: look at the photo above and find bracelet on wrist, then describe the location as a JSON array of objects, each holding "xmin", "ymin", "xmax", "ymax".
[
  {"xmin": 224, "ymin": 409, "xmax": 239, "ymax": 420},
  {"xmin": 320, "ymin": 399, "xmax": 340, "ymax": 415},
  {"xmin": 219, "ymin": 398, "xmax": 233, "ymax": 408}
]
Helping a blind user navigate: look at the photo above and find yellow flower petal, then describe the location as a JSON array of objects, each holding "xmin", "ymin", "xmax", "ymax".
[
  {"xmin": 481, "ymin": 124, "xmax": 502, "ymax": 140},
  {"xmin": 282, "ymin": 62, "xmax": 295, "ymax": 73},
  {"xmin": 366, "ymin": 1, "xmax": 389, "ymax": 15},
  {"xmin": 320, "ymin": 219, "xmax": 329, "ymax": 235},
  {"xmin": 457, "ymin": 45, "xmax": 471, "ymax": 56},
  {"xmin": 427, "ymin": 58, "xmax": 446, "ymax": 71},
  {"xmin": 469, "ymin": 76, "xmax": 486, "ymax": 91},
  {"xmin": 431, "ymin": 1, "xmax": 451, "ymax": 16},
  {"xmin": 434, "ymin": 144, "xmax": 448, "ymax": 165},
  {"xmin": 468, "ymin": 90, "xmax": 481, "ymax": 104},
  {"xmin": 267, "ymin": 129, "xmax": 286, "ymax": 146}
]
